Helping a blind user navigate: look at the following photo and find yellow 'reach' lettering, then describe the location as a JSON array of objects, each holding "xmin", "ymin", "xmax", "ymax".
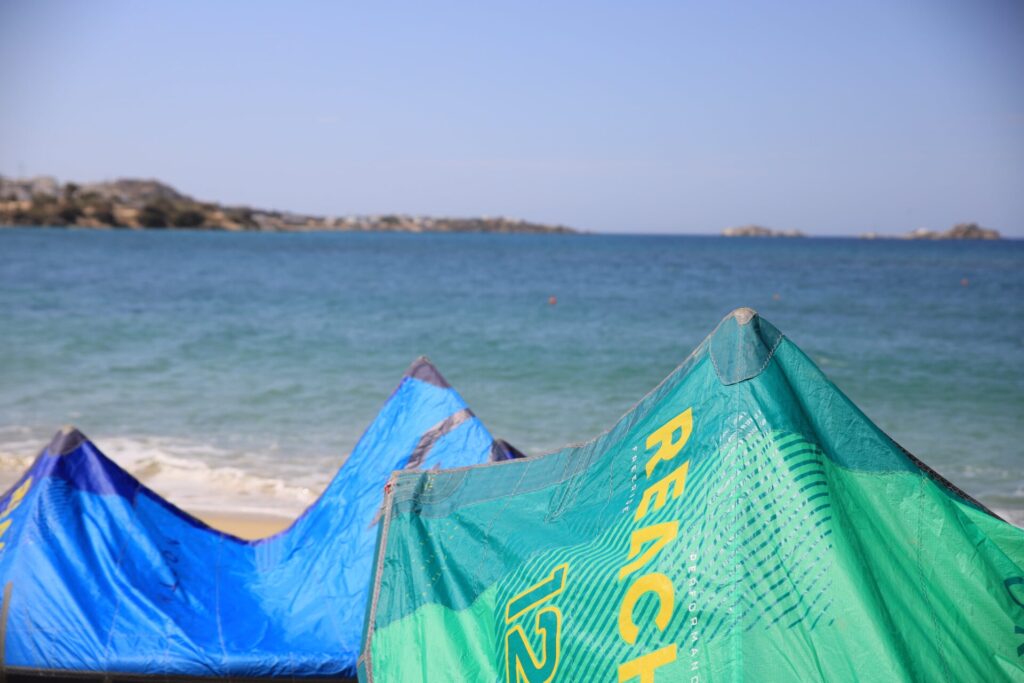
[
  {"xmin": 619, "ymin": 522, "xmax": 678, "ymax": 580},
  {"xmin": 634, "ymin": 460, "xmax": 689, "ymax": 522},
  {"xmin": 643, "ymin": 408, "xmax": 691, "ymax": 476},
  {"xmin": 614, "ymin": 408, "xmax": 696, "ymax": 681},
  {"xmin": 618, "ymin": 573, "xmax": 674, "ymax": 644}
]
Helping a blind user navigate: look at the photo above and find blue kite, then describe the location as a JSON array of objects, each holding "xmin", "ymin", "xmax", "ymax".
[{"xmin": 0, "ymin": 358, "xmax": 519, "ymax": 680}]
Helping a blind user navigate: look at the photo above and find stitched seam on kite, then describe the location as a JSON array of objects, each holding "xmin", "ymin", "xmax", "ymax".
[
  {"xmin": 359, "ymin": 471, "xmax": 397, "ymax": 683},
  {"xmin": 709, "ymin": 326, "xmax": 784, "ymax": 386},
  {"xmin": 405, "ymin": 409, "xmax": 475, "ymax": 470},
  {"xmin": 100, "ymin": 480, "xmax": 139, "ymax": 675}
]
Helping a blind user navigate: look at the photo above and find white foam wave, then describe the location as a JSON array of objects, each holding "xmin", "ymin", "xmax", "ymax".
[
  {"xmin": 994, "ymin": 508, "xmax": 1024, "ymax": 529},
  {"xmin": 1, "ymin": 431, "xmax": 1019, "ymax": 529},
  {"xmin": 0, "ymin": 429, "xmax": 47, "ymax": 481},
  {"xmin": 0, "ymin": 433, "xmax": 330, "ymax": 518}
]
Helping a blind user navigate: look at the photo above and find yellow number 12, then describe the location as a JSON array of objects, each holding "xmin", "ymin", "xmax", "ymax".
[{"xmin": 505, "ymin": 563, "xmax": 568, "ymax": 683}]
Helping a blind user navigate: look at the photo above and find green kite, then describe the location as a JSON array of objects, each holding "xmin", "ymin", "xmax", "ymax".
[{"xmin": 359, "ymin": 309, "xmax": 1024, "ymax": 682}]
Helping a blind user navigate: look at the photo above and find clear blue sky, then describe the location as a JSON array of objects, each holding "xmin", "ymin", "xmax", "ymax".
[{"xmin": 1, "ymin": 0, "xmax": 1021, "ymax": 235}]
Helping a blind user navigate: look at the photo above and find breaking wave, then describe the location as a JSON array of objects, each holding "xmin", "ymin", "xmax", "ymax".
[
  {"xmin": 0, "ymin": 426, "xmax": 1020, "ymax": 528},
  {"xmin": 0, "ymin": 430, "xmax": 329, "ymax": 518}
]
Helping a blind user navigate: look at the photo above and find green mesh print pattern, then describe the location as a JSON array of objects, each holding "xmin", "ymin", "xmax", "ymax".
[{"xmin": 359, "ymin": 310, "xmax": 1024, "ymax": 683}]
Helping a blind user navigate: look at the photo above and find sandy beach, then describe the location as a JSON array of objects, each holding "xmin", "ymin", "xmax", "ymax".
[
  {"xmin": 193, "ymin": 509, "xmax": 295, "ymax": 539},
  {"xmin": 0, "ymin": 468, "xmax": 297, "ymax": 540}
]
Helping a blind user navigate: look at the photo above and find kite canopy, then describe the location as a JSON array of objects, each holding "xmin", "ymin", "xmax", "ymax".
[
  {"xmin": 0, "ymin": 358, "xmax": 517, "ymax": 680},
  {"xmin": 359, "ymin": 309, "xmax": 1024, "ymax": 682}
]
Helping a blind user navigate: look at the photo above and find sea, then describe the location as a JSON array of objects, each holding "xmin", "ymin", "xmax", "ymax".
[{"xmin": 1, "ymin": 228, "xmax": 1021, "ymax": 525}]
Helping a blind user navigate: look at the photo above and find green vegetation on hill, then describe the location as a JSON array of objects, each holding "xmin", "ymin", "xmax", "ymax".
[{"xmin": 0, "ymin": 176, "xmax": 576, "ymax": 234}]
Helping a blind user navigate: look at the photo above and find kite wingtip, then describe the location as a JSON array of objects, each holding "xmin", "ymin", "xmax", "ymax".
[
  {"xmin": 710, "ymin": 307, "xmax": 782, "ymax": 385},
  {"xmin": 404, "ymin": 356, "xmax": 452, "ymax": 389},
  {"xmin": 46, "ymin": 425, "xmax": 87, "ymax": 456},
  {"xmin": 728, "ymin": 307, "xmax": 758, "ymax": 325}
]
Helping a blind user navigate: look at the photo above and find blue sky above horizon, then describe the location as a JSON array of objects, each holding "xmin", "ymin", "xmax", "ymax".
[{"xmin": 1, "ymin": 0, "xmax": 1021, "ymax": 235}]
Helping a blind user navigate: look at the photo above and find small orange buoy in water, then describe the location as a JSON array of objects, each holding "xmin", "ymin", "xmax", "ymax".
[
  {"xmin": 961, "ymin": 278, "xmax": 969, "ymax": 287},
  {"xmin": 548, "ymin": 295, "xmax": 557, "ymax": 306},
  {"xmin": 772, "ymin": 293, "xmax": 781, "ymax": 301}
]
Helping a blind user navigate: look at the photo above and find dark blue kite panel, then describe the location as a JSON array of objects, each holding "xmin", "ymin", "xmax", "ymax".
[{"xmin": 0, "ymin": 358, "xmax": 515, "ymax": 678}]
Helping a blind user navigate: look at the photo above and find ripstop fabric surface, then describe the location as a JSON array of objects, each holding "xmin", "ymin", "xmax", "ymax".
[
  {"xmin": 359, "ymin": 309, "xmax": 1024, "ymax": 682},
  {"xmin": 0, "ymin": 358, "xmax": 517, "ymax": 678}
]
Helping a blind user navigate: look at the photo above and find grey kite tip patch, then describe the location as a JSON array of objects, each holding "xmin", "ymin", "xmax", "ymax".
[
  {"xmin": 710, "ymin": 309, "xmax": 783, "ymax": 385},
  {"xmin": 730, "ymin": 307, "xmax": 757, "ymax": 325},
  {"xmin": 404, "ymin": 356, "xmax": 452, "ymax": 389},
  {"xmin": 46, "ymin": 425, "xmax": 87, "ymax": 456}
]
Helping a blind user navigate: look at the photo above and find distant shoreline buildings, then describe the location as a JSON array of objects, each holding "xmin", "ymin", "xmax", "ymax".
[
  {"xmin": 0, "ymin": 176, "xmax": 576, "ymax": 234},
  {"xmin": 0, "ymin": 175, "xmax": 1004, "ymax": 239}
]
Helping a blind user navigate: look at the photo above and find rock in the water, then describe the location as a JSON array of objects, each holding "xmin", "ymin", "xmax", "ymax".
[
  {"xmin": 722, "ymin": 224, "xmax": 805, "ymax": 238},
  {"xmin": 905, "ymin": 222, "xmax": 1001, "ymax": 240}
]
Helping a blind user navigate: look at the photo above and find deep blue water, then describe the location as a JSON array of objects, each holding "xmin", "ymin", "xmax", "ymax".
[{"xmin": 1, "ymin": 228, "xmax": 1021, "ymax": 522}]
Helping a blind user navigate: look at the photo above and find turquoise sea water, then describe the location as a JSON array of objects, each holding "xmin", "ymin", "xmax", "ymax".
[{"xmin": 1, "ymin": 228, "xmax": 1021, "ymax": 524}]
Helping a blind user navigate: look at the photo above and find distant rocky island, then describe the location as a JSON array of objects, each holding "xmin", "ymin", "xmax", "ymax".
[
  {"xmin": 0, "ymin": 176, "xmax": 576, "ymax": 234},
  {"xmin": 723, "ymin": 222, "xmax": 1002, "ymax": 240},
  {"xmin": 722, "ymin": 225, "xmax": 806, "ymax": 238},
  {"xmin": 861, "ymin": 223, "xmax": 1001, "ymax": 240}
]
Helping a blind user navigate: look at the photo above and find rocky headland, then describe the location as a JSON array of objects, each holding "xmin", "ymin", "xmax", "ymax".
[{"xmin": 0, "ymin": 176, "xmax": 576, "ymax": 234}]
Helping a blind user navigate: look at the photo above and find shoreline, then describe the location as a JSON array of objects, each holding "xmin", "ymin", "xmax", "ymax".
[
  {"xmin": 191, "ymin": 509, "xmax": 296, "ymax": 540},
  {"xmin": 1, "ymin": 469, "xmax": 1021, "ymax": 534},
  {"xmin": 4, "ymin": 224, "xmax": 1021, "ymax": 239},
  {"xmin": 0, "ymin": 463, "xmax": 301, "ymax": 540}
]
